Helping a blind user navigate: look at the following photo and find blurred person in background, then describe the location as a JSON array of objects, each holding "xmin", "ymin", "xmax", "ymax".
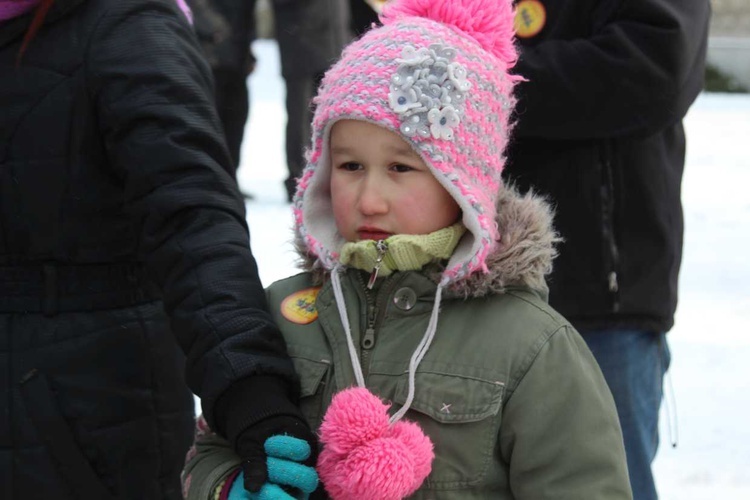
[
  {"xmin": 188, "ymin": 0, "xmax": 257, "ymax": 198},
  {"xmin": 270, "ymin": 0, "xmax": 350, "ymax": 202},
  {"xmin": 0, "ymin": 0, "xmax": 315, "ymax": 498},
  {"xmin": 504, "ymin": 0, "xmax": 710, "ymax": 498},
  {"xmin": 348, "ymin": 0, "xmax": 378, "ymax": 37}
]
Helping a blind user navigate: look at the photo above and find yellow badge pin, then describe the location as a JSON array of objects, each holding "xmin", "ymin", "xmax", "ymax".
[
  {"xmin": 281, "ymin": 287, "xmax": 322, "ymax": 325},
  {"xmin": 514, "ymin": 0, "xmax": 547, "ymax": 39}
]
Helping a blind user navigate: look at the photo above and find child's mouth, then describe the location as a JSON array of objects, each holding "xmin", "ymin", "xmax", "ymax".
[{"xmin": 358, "ymin": 230, "xmax": 391, "ymax": 241}]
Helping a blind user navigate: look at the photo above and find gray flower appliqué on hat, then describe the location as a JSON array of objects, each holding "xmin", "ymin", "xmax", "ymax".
[{"xmin": 388, "ymin": 44, "xmax": 471, "ymax": 140}]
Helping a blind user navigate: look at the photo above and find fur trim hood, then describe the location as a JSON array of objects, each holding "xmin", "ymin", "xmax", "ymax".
[{"xmin": 294, "ymin": 185, "xmax": 559, "ymax": 298}]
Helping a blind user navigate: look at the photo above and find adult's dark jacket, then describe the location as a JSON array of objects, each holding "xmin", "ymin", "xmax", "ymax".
[
  {"xmin": 271, "ymin": 0, "xmax": 350, "ymax": 79},
  {"xmin": 505, "ymin": 0, "xmax": 710, "ymax": 332},
  {"xmin": 0, "ymin": 0, "xmax": 301, "ymax": 498}
]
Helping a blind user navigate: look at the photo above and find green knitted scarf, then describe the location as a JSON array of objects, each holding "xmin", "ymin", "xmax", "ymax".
[{"xmin": 339, "ymin": 223, "xmax": 466, "ymax": 276}]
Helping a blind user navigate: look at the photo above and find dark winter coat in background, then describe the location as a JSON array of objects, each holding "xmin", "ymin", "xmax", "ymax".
[
  {"xmin": 0, "ymin": 0, "xmax": 300, "ymax": 498},
  {"xmin": 348, "ymin": 0, "xmax": 378, "ymax": 37},
  {"xmin": 505, "ymin": 0, "xmax": 710, "ymax": 332},
  {"xmin": 189, "ymin": 0, "xmax": 256, "ymax": 73},
  {"xmin": 271, "ymin": 0, "xmax": 350, "ymax": 79}
]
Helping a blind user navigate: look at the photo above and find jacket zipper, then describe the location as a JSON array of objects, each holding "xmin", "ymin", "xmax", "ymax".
[
  {"xmin": 600, "ymin": 142, "xmax": 621, "ymax": 312},
  {"xmin": 356, "ymin": 272, "xmax": 378, "ymax": 381},
  {"xmin": 356, "ymin": 240, "xmax": 392, "ymax": 380}
]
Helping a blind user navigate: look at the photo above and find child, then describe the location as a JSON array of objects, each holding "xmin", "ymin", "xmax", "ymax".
[{"xmin": 182, "ymin": 0, "xmax": 633, "ymax": 498}]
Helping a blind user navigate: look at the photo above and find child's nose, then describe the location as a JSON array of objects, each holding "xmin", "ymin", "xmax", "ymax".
[{"xmin": 357, "ymin": 176, "xmax": 388, "ymax": 215}]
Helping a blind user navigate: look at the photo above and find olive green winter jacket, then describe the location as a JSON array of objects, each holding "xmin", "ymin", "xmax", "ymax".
[{"xmin": 182, "ymin": 188, "xmax": 633, "ymax": 499}]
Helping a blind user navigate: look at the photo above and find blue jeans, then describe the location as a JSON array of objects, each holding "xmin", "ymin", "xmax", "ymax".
[{"xmin": 579, "ymin": 329, "xmax": 670, "ymax": 500}]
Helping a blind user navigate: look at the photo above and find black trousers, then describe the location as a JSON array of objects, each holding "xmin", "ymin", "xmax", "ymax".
[
  {"xmin": 213, "ymin": 68, "xmax": 250, "ymax": 175},
  {"xmin": 283, "ymin": 73, "xmax": 324, "ymax": 190}
]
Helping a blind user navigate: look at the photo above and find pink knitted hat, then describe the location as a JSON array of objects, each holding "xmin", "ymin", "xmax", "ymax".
[{"xmin": 294, "ymin": 0, "xmax": 519, "ymax": 283}]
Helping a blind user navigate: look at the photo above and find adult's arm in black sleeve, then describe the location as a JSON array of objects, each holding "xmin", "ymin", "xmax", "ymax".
[
  {"xmin": 513, "ymin": 0, "xmax": 710, "ymax": 140},
  {"xmin": 86, "ymin": 0, "xmax": 304, "ymax": 442}
]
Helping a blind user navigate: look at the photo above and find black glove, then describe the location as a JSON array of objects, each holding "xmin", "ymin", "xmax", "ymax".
[
  {"xmin": 237, "ymin": 414, "xmax": 319, "ymax": 492},
  {"xmin": 212, "ymin": 376, "xmax": 319, "ymax": 493}
]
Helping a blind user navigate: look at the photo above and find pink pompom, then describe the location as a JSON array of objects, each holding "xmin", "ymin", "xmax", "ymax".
[
  {"xmin": 318, "ymin": 386, "xmax": 391, "ymax": 454},
  {"xmin": 389, "ymin": 419, "xmax": 434, "ymax": 482},
  {"xmin": 318, "ymin": 387, "xmax": 434, "ymax": 500},
  {"xmin": 381, "ymin": 0, "xmax": 517, "ymax": 68}
]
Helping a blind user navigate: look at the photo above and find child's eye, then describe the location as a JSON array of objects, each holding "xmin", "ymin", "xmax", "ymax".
[
  {"xmin": 391, "ymin": 164, "xmax": 414, "ymax": 173},
  {"xmin": 338, "ymin": 162, "xmax": 362, "ymax": 171}
]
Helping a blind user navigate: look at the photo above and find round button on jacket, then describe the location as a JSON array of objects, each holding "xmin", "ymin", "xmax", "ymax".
[{"xmin": 393, "ymin": 287, "xmax": 418, "ymax": 311}]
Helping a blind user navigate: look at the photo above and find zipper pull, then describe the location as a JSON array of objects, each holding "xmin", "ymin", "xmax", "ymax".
[
  {"xmin": 362, "ymin": 327, "xmax": 376, "ymax": 350},
  {"xmin": 362, "ymin": 304, "xmax": 377, "ymax": 350},
  {"xmin": 367, "ymin": 240, "xmax": 389, "ymax": 289}
]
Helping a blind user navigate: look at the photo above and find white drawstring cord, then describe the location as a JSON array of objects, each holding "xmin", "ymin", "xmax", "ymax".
[
  {"xmin": 330, "ymin": 266, "xmax": 446, "ymax": 425},
  {"xmin": 389, "ymin": 280, "xmax": 446, "ymax": 425},
  {"xmin": 330, "ymin": 266, "xmax": 366, "ymax": 388}
]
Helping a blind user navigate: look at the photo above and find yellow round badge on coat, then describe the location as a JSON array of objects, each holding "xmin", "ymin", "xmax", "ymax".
[
  {"xmin": 281, "ymin": 287, "xmax": 321, "ymax": 325},
  {"xmin": 514, "ymin": 0, "xmax": 547, "ymax": 39}
]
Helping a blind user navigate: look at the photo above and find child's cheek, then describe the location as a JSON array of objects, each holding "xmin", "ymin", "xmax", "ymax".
[
  {"xmin": 396, "ymin": 194, "xmax": 431, "ymax": 233},
  {"xmin": 331, "ymin": 186, "xmax": 357, "ymax": 239}
]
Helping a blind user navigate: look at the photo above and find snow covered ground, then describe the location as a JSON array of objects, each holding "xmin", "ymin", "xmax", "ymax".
[{"xmin": 217, "ymin": 40, "xmax": 750, "ymax": 498}]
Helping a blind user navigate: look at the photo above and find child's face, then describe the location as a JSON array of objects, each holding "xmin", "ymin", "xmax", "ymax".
[{"xmin": 330, "ymin": 120, "xmax": 461, "ymax": 242}]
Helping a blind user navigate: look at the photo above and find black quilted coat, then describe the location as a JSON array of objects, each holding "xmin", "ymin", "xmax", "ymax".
[{"xmin": 0, "ymin": 1, "xmax": 300, "ymax": 498}]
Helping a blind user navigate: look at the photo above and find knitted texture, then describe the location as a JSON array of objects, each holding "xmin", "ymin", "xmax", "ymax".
[
  {"xmin": 339, "ymin": 223, "xmax": 466, "ymax": 276},
  {"xmin": 264, "ymin": 436, "xmax": 318, "ymax": 495},
  {"xmin": 317, "ymin": 388, "xmax": 434, "ymax": 500},
  {"xmin": 294, "ymin": 0, "xmax": 519, "ymax": 284},
  {"xmin": 219, "ymin": 436, "xmax": 318, "ymax": 500}
]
